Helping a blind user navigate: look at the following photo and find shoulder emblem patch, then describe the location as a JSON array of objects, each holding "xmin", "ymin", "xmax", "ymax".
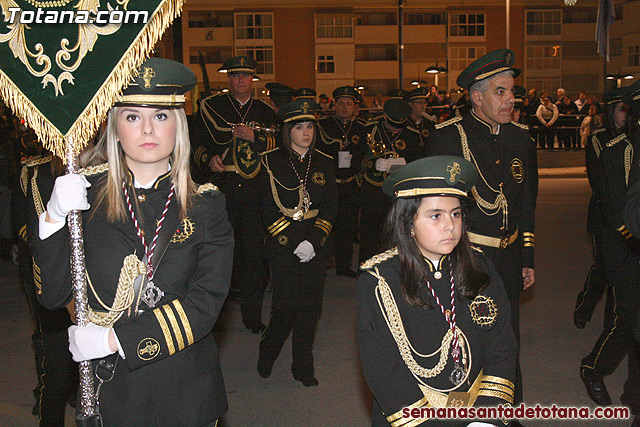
[
  {"xmin": 171, "ymin": 217, "xmax": 195, "ymax": 243},
  {"xmin": 312, "ymin": 172, "xmax": 326, "ymax": 186},
  {"xmin": 137, "ymin": 338, "xmax": 160, "ymax": 360},
  {"xmin": 469, "ymin": 295, "xmax": 498, "ymax": 328},
  {"xmin": 510, "ymin": 158, "xmax": 524, "ymax": 183}
]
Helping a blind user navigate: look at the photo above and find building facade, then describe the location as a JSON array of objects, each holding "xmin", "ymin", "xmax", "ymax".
[{"xmin": 173, "ymin": 0, "xmax": 639, "ymax": 108}]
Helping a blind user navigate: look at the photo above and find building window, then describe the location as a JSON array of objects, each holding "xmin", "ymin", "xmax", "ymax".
[
  {"xmin": 235, "ymin": 13, "xmax": 273, "ymax": 40},
  {"xmin": 525, "ymin": 45, "xmax": 562, "ymax": 70},
  {"xmin": 236, "ymin": 46, "xmax": 274, "ymax": 75},
  {"xmin": 316, "ymin": 15, "xmax": 353, "ymax": 39},
  {"xmin": 449, "ymin": 13, "xmax": 484, "ymax": 37},
  {"xmin": 526, "ymin": 78, "xmax": 561, "ymax": 95},
  {"xmin": 188, "ymin": 11, "xmax": 233, "ymax": 28},
  {"xmin": 405, "ymin": 12, "xmax": 445, "ymax": 25},
  {"xmin": 317, "ymin": 55, "xmax": 335, "ymax": 74},
  {"xmin": 449, "ymin": 46, "xmax": 486, "ymax": 72},
  {"xmin": 189, "ymin": 47, "xmax": 233, "ymax": 65},
  {"xmin": 355, "ymin": 12, "xmax": 397, "ymax": 26},
  {"xmin": 630, "ymin": 46, "xmax": 640, "ymax": 67},
  {"xmin": 526, "ymin": 10, "xmax": 562, "ymax": 36},
  {"xmin": 355, "ymin": 44, "xmax": 397, "ymax": 61}
]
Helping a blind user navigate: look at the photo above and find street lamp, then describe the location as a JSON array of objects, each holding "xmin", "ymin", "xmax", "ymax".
[
  {"xmin": 425, "ymin": 63, "xmax": 448, "ymax": 87},
  {"xmin": 606, "ymin": 73, "xmax": 634, "ymax": 88}
]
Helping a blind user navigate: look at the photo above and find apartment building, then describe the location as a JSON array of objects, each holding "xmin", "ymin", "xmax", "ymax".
[{"xmin": 171, "ymin": 0, "xmax": 639, "ymax": 108}]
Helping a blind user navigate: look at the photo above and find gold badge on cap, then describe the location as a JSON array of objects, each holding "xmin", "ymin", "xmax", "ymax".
[
  {"xmin": 446, "ymin": 161, "xmax": 462, "ymax": 184},
  {"xmin": 142, "ymin": 67, "xmax": 156, "ymax": 89},
  {"xmin": 510, "ymin": 158, "xmax": 524, "ymax": 183},
  {"xmin": 137, "ymin": 338, "xmax": 160, "ymax": 360},
  {"xmin": 469, "ymin": 295, "xmax": 498, "ymax": 327}
]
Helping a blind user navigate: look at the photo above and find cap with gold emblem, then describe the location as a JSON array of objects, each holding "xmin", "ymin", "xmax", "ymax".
[
  {"xmin": 386, "ymin": 89, "xmax": 408, "ymax": 100},
  {"xmin": 277, "ymin": 99, "xmax": 320, "ymax": 124},
  {"xmin": 626, "ymin": 79, "xmax": 640, "ymax": 105},
  {"xmin": 457, "ymin": 49, "xmax": 521, "ymax": 90},
  {"xmin": 218, "ymin": 56, "xmax": 257, "ymax": 74},
  {"xmin": 513, "ymin": 86, "xmax": 526, "ymax": 104},
  {"xmin": 382, "ymin": 155, "xmax": 478, "ymax": 198},
  {"xmin": 332, "ymin": 86, "xmax": 359, "ymax": 102},
  {"xmin": 117, "ymin": 57, "xmax": 196, "ymax": 108},
  {"xmin": 266, "ymin": 82, "xmax": 295, "ymax": 98},
  {"xmin": 603, "ymin": 87, "xmax": 629, "ymax": 105},
  {"xmin": 294, "ymin": 88, "xmax": 317, "ymax": 99},
  {"xmin": 384, "ymin": 99, "xmax": 411, "ymax": 125},
  {"xmin": 407, "ymin": 87, "xmax": 429, "ymax": 100}
]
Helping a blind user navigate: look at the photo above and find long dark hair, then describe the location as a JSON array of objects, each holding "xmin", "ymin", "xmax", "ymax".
[
  {"xmin": 281, "ymin": 120, "xmax": 318, "ymax": 159},
  {"xmin": 603, "ymin": 102, "xmax": 629, "ymax": 135},
  {"xmin": 381, "ymin": 196, "xmax": 490, "ymax": 307}
]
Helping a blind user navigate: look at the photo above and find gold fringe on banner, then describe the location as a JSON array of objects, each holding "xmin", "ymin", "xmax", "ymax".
[{"xmin": 0, "ymin": 0, "xmax": 185, "ymax": 159}]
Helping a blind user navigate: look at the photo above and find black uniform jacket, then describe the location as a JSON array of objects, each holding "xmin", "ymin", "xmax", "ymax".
[
  {"xmin": 259, "ymin": 147, "xmax": 337, "ymax": 262},
  {"xmin": 191, "ymin": 93, "xmax": 278, "ymax": 181},
  {"xmin": 428, "ymin": 112, "xmax": 538, "ymax": 269},
  {"xmin": 585, "ymin": 131, "xmax": 606, "ymax": 234},
  {"xmin": 32, "ymin": 166, "xmax": 234, "ymax": 426},
  {"xmin": 588, "ymin": 128, "xmax": 640, "ymax": 285},
  {"xmin": 358, "ymin": 249, "xmax": 517, "ymax": 427},
  {"xmin": 317, "ymin": 115, "xmax": 369, "ymax": 183},
  {"xmin": 363, "ymin": 119, "xmax": 426, "ymax": 186}
]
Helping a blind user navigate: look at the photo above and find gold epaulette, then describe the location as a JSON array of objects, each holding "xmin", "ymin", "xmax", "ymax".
[
  {"xmin": 22, "ymin": 154, "xmax": 53, "ymax": 167},
  {"xmin": 511, "ymin": 121, "xmax": 529, "ymax": 131},
  {"xmin": 606, "ymin": 133, "xmax": 628, "ymax": 147},
  {"xmin": 197, "ymin": 183, "xmax": 220, "ymax": 194},
  {"xmin": 359, "ymin": 247, "xmax": 399, "ymax": 270},
  {"xmin": 79, "ymin": 163, "xmax": 108, "ymax": 177},
  {"xmin": 435, "ymin": 115, "xmax": 463, "ymax": 129},
  {"xmin": 314, "ymin": 149, "xmax": 333, "ymax": 160}
]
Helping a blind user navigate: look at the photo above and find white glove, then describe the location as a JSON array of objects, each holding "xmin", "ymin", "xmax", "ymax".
[
  {"xmin": 47, "ymin": 174, "xmax": 91, "ymax": 222},
  {"xmin": 68, "ymin": 323, "xmax": 115, "ymax": 362},
  {"xmin": 293, "ymin": 240, "xmax": 316, "ymax": 263},
  {"xmin": 375, "ymin": 158, "xmax": 390, "ymax": 172}
]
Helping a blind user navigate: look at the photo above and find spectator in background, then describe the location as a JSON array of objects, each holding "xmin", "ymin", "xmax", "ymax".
[
  {"xmin": 371, "ymin": 94, "xmax": 383, "ymax": 109},
  {"xmin": 318, "ymin": 94, "xmax": 332, "ymax": 110},
  {"xmin": 525, "ymin": 88, "xmax": 541, "ymax": 146},
  {"xmin": 556, "ymin": 88, "xmax": 567, "ymax": 105},
  {"xmin": 453, "ymin": 88, "xmax": 471, "ymax": 117},
  {"xmin": 536, "ymin": 94, "xmax": 559, "ymax": 149},
  {"xmin": 575, "ymin": 91, "xmax": 588, "ymax": 113},
  {"xmin": 558, "ymin": 95, "xmax": 579, "ymax": 150}
]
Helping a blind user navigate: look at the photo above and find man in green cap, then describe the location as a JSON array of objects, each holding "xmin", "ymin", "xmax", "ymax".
[
  {"xmin": 580, "ymin": 86, "xmax": 640, "ymax": 412},
  {"xmin": 190, "ymin": 56, "xmax": 277, "ymax": 333},
  {"xmin": 317, "ymin": 86, "xmax": 369, "ymax": 277},
  {"xmin": 406, "ymin": 87, "xmax": 437, "ymax": 148},
  {"xmin": 427, "ymin": 48, "xmax": 538, "ymax": 414},
  {"xmin": 359, "ymin": 99, "xmax": 425, "ymax": 264}
]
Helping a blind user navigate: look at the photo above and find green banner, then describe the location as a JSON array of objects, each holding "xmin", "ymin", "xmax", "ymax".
[{"xmin": 0, "ymin": 0, "xmax": 183, "ymax": 156}]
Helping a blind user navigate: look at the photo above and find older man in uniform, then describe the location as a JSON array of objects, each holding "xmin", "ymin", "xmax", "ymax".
[
  {"xmin": 317, "ymin": 86, "xmax": 368, "ymax": 277},
  {"xmin": 191, "ymin": 56, "xmax": 277, "ymax": 334},
  {"xmin": 426, "ymin": 49, "xmax": 537, "ymax": 417}
]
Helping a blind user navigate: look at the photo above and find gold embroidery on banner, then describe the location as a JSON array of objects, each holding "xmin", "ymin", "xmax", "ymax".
[
  {"xmin": 170, "ymin": 217, "xmax": 195, "ymax": 243},
  {"xmin": 0, "ymin": 1, "xmax": 122, "ymax": 97},
  {"xmin": 312, "ymin": 172, "xmax": 326, "ymax": 186},
  {"xmin": 172, "ymin": 300, "xmax": 193, "ymax": 345},
  {"xmin": 162, "ymin": 305, "xmax": 185, "ymax": 351},
  {"xmin": 137, "ymin": 338, "xmax": 160, "ymax": 360},
  {"xmin": 469, "ymin": 295, "xmax": 498, "ymax": 327},
  {"xmin": 510, "ymin": 158, "xmax": 524, "ymax": 183}
]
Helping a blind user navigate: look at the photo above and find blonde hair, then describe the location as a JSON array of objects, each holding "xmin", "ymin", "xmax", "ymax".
[{"xmin": 81, "ymin": 107, "xmax": 197, "ymax": 222}]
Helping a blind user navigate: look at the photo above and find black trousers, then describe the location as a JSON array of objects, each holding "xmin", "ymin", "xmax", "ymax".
[
  {"xmin": 539, "ymin": 125, "xmax": 557, "ymax": 149},
  {"xmin": 359, "ymin": 183, "xmax": 391, "ymax": 265},
  {"xmin": 259, "ymin": 255, "xmax": 326, "ymax": 377},
  {"xmin": 218, "ymin": 172, "xmax": 268, "ymax": 328},
  {"xmin": 575, "ymin": 232, "xmax": 607, "ymax": 322},
  {"xmin": 479, "ymin": 239, "xmax": 524, "ymax": 404},
  {"xmin": 581, "ymin": 285, "xmax": 640, "ymax": 381},
  {"xmin": 334, "ymin": 180, "xmax": 360, "ymax": 271},
  {"xmin": 24, "ymin": 278, "xmax": 77, "ymax": 427}
]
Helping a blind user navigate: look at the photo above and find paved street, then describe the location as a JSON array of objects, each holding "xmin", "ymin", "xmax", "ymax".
[{"xmin": 0, "ymin": 177, "xmax": 635, "ymax": 426}]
